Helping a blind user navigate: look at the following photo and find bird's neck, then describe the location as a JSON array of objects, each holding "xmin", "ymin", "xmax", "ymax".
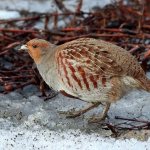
[{"xmin": 36, "ymin": 46, "xmax": 59, "ymax": 91}]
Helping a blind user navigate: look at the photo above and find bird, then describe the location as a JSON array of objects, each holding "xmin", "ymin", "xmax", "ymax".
[{"xmin": 20, "ymin": 38, "xmax": 150, "ymax": 123}]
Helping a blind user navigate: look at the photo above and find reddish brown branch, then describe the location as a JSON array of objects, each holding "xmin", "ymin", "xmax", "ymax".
[
  {"xmin": 0, "ymin": 75, "xmax": 34, "ymax": 80},
  {"xmin": 115, "ymin": 116, "xmax": 150, "ymax": 124},
  {"xmin": 0, "ymin": 16, "xmax": 40, "ymax": 24},
  {"xmin": 2, "ymin": 41, "xmax": 21, "ymax": 50},
  {"xmin": 76, "ymin": 0, "xmax": 83, "ymax": 13},
  {"xmin": 54, "ymin": 0, "xmax": 71, "ymax": 13},
  {"xmin": 0, "ymin": 28, "xmax": 38, "ymax": 33}
]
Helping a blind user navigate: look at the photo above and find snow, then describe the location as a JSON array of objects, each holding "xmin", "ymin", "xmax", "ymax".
[
  {"xmin": 81, "ymin": 0, "xmax": 112, "ymax": 11},
  {"xmin": 0, "ymin": 125, "xmax": 150, "ymax": 150},
  {"xmin": 0, "ymin": 0, "xmax": 56, "ymax": 13},
  {"xmin": 0, "ymin": 0, "xmax": 111, "ymax": 27},
  {"xmin": 0, "ymin": 10, "xmax": 20, "ymax": 19},
  {"xmin": 0, "ymin": 0, "xmax": 111, "ymax": 13}
]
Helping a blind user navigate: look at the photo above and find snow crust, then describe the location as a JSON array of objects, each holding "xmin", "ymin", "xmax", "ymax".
[{"xmin": 0, "ymin": 126, "xmax": 150, "ymax": 150}]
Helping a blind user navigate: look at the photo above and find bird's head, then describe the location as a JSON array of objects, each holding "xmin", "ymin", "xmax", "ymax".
[{"xmin": 20, "ymin": 39, "xmax": 53, "ymax": 64}]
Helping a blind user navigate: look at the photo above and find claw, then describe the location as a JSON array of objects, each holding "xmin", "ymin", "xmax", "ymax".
[
  {"xmin": 88, "ymin": 114, "xmax": 108, "ymax": 123},
  {"xmin": 88, "ymin": 116, "xmax": 104, "ymax": 123},
  {"xmin": 58, "ymin": 109, "xmax": 82, "ymax": 118}
]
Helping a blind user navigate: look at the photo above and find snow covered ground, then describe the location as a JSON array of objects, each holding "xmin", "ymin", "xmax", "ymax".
[
  {"xmin": 1, "ymin": 81, "xmax": 150, "ymax": 149},
  {"xmin": 0, "ymin": 127, "xmax": 150, "ymax": 150},
  {"xmin": 1, "ymin": 0, "xmax": 150, "ymax": 149}
]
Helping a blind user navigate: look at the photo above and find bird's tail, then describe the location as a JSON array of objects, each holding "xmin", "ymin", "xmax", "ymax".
[{"xmin": 138, "ymin": 76, "xmax": 150, "ymax": 92}]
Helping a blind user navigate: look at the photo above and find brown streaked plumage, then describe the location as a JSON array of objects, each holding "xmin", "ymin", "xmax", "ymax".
[{"xmin": 20, "ymin": 38, "xmax": 150, "ymax": 123}]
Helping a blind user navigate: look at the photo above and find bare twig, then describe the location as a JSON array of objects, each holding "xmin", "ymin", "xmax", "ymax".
[{"xmin": 54, "ymin": 0, "xmax": 71, "ymax": 13}]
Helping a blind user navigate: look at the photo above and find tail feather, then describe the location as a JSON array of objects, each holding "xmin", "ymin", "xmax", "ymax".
[{"xmin": 137, "ymin": 76, "xmax": 150, "ymax": 92}]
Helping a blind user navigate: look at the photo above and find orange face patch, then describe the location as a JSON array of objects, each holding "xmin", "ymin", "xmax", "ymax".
[
  {"xmin": 27, "ymin": 46, "xmax": 41, "ymax": 64},
  {"xmin": 26, "ymin": 39, "xmax": 50, "ymax": 64}
]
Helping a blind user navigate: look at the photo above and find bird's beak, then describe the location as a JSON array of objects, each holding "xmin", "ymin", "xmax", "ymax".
[{"xmin": 19, "ymin": 45, "xmax": 28, "ymax": 51}]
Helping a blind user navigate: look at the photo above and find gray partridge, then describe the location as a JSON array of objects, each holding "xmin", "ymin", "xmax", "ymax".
[{"xmin": 20, "ymin": 38, "xmax": 150, "ymax": 123}]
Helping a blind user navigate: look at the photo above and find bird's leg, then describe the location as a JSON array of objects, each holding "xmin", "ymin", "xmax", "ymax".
[
  {"xmin": 59, "ymin": 102, "xmax": 101, "ymax": 118},
  {"xmin": 39, "ymin": 80, "xmax": 58, "ymax": 101},
  {"xmin": 88, "ymin": 102, "xmax": 110, "ymax": 123},
  {"xmin": 43, "ymin": 91, "xmax": 58, "ymax": 101},
  {"xmin": 39, "ymin": 80, "xmax": 47, "ymax": 97}
]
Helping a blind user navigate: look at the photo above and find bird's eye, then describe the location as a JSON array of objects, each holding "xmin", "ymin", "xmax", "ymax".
[{"xmin": 32, "ymin": 45, "xmax": 38, "ymax": 48}]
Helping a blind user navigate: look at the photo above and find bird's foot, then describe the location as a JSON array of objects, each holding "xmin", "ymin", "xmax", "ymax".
[
  {"xmin": 59, "ymin": 103, "xmax": 102, "ymax": 119},
  {"xmin": 42, "ymin": 92, "xmax": 58, "ymax": 101},
  {"xmin": 88, "ymin": 115, "xmax": 108, "ymax": 123},
  {"xmin": 59, "ymin": 109, "xmax": 83, "ymax": 118}
]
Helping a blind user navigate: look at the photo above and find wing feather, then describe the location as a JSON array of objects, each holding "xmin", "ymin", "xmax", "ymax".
[{"xmin": 57, "ymin": 40, "xmax": 124, "ymax": 79}]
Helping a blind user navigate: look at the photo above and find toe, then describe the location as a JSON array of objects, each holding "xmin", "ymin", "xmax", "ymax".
[{"xmin": 88, "ymin": 116, "xmax": 105, "ymax": 123}]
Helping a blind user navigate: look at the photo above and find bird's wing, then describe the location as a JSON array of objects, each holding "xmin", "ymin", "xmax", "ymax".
[
  {"xmin": 56, "ymin": 38, "xmax": 146, "ymax": 92},
  {"xmin": 56, "ymin": 39, "xmax": 124, "ymax": 81}
]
